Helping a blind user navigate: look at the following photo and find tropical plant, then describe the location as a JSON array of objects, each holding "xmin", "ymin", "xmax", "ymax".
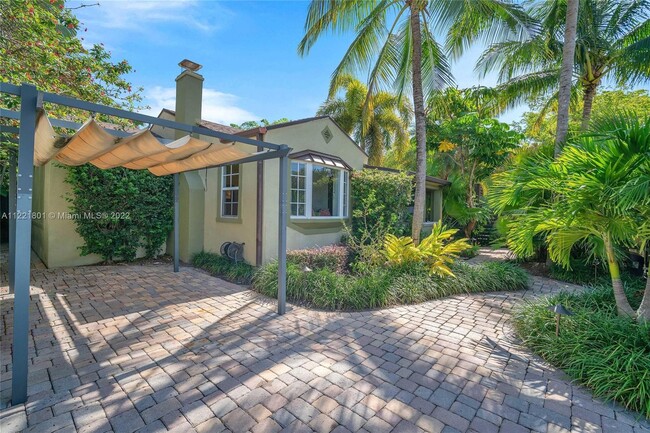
[
  {"xmin": 298, "ymin": 0, "xmax": 535, "ymax": 243},
  {"xmin": 383, "ymin": 222, "xmax": 471, "ymax": 276},
  {"xmin": 426, "ymin": 87, "xmax": 523, "ymax": 237},
  {"xmin": 478, "ymin": 0, "xmax": 650, "ymax": 131},
  {"xmin": 490, "ymin": 112, "xmax": 650, "ymax": 322},
  {"xmin": 318, "ymin": 75, "xmax": 411, "ymax": 165},
  {"xmin": 519, "ymin": 88, "xmax": 650, "ymax": 146}
]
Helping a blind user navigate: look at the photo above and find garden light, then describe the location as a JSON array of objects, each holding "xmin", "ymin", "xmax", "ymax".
[{"xmin": 547, "ymin": 304, "xmax": 574, "ymax": 336}]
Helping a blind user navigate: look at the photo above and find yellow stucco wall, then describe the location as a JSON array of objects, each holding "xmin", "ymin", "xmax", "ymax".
[
  {"xmin": 261, "ymin": 118, "xmax": 368, "ymax": 264},
  {"xmin": 31, "ymin": 162, "xmax": 103, "ymax": 268}
]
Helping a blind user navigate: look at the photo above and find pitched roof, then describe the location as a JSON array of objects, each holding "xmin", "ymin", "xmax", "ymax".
[{"xmin": 159, "ymin": 110, "xmax": 368, "ymax": 157}]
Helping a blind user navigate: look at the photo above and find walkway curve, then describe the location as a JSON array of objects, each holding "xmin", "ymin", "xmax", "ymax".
[{"xmin": 1, "ymin": 262, "xmax": 649, "ymax": 433}]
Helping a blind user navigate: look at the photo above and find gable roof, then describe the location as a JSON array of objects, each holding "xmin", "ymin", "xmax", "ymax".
[
  {"xmin": 264, "ymin": 116, "xmax": 369, "ymax": 158},
  {"xmin": 158, "ymin": 109, "xmax": 369, "ymax": 158}
]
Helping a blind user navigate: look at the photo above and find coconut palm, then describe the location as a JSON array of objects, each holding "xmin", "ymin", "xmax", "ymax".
[
  {"xmin": 490, "ymin": 112, "xmax": 650, "ymax": 322},
  {"xmin": 298, "ymin": 0, "xmax": 535, "ymax": 243},
  {"xmin": 478, "ymin": 0, "xmax": 650, "ymax": 131},
  {"xmin": 554, "ymin": 0, "xmax": 579, "ymax": 154},
  {"xmin": 317, "ymin": 75, "xmax": 412, "ymax": 166}
]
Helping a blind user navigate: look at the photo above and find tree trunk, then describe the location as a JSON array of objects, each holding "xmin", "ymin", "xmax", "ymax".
[
  {"xmin": 554, "ymin": 0, "xmax": 579, "ymax": 157},
  {"xmin": 605, "ymin": 237, "xmax": 635, "ymax": 317},
  {"xmin": 636, "ymin": 273, "xmax": 650, "ymax": 323},
  {"xmin": 580, "ymin": 82, "xmax": 598, "ymax": 130},
  {"xmin": 409, "ymin": 5, "xmax": 427, "ymax": 245}
]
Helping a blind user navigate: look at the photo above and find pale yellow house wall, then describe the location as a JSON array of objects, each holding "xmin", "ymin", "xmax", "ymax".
[
  {"xmin": 261, "ymin": 118, "xmax": 368, "ymax": 264},
  {"xmin": 31, "ymin": 162, "xmax": 103, "ymax": 268},
  {"xmin": 200, "ymin": 145, "xmax": 258, "ymax": 264}
]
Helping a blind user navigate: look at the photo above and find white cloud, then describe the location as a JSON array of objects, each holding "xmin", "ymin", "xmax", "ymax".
[
  {"xmin": 143, "ymin": 86, "xmax": 259, "ymax": 125},
  {"xmin": 71, "ymin": 0, "xmax": 231, "ymax": 38}
]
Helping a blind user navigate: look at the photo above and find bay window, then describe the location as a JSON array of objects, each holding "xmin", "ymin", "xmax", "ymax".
[{"xmin": 290, "ymin": 161, "xmax": 349, "ymax": 218}]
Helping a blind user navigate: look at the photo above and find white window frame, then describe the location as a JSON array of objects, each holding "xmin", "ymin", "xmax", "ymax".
[
  {"xmin": 290, "ymin": 161, "xmax": 350, "ymax": 220},
  {"xmin": 220, "ymin": 165, "xmax": 240, "ymax": 218}
]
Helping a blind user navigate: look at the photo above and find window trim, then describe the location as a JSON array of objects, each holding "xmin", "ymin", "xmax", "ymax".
[
  {"xmin": 220, "ymin": 164, "xmax": 240, "ymax": 219},
  {"xmin": 290, "ymin": 161, "xmax": 350, "ymax": 220}
]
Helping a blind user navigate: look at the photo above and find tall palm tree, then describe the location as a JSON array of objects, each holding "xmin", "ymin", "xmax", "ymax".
[
  {"xmin": 479, "ymin": 0, "xmax": 650, "ymax": 131},
  {"xmin": 298, "ymin": 0, "xmax": 535, "ymax": 243},
  {"xmin": 317, "ymin": 75, "xmax": 412, "ymax": 166},
  {"xmin": 554, "ymin": 0, "xmax": 579, "ymax": 155},
  {"xmin": 490, "ymin": 112, "xmax": 650, "ymax": 322}
]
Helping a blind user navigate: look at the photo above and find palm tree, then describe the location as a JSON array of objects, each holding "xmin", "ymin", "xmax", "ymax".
[
  {"xmin": 317, "ymin": 75, "xmax": 411, "ymax": 166},
  {"xmin": 298, "ymin": 0, "xmax": 534, "ymax": 243},
  {"xmin": 490, "ymin": 112, "xmax": 650, "ymax": 322},
  {"xmin": 479, "ymin": 0, "xmax": 650, "ymax": 131},
  {"xmin": 554, "ymin": 0, "xmax": 579, "ymax": 155}
]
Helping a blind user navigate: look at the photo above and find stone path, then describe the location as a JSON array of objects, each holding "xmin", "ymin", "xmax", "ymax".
[{"xmin": 1, "ymin": 259, "xmax": 649, "ymax": 433}]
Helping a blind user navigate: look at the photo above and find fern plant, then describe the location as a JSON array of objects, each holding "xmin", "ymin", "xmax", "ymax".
[{"xmin": 383, "ymin": 222, "xmax": 471, "ymax": 277}]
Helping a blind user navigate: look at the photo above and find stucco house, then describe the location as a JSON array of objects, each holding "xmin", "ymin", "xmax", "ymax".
[{"xmin": 30, "ymin": 65, "xmax": 448, "ymax": 268}]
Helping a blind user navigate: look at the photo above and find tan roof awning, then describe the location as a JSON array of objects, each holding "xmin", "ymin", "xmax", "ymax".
[{"xmin": 33, "ymin": 111, "xmax": 255, "ymax": 176}]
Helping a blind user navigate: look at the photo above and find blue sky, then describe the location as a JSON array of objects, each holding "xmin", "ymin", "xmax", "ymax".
[{"xmin": 68, "ymin": 0, "xmax": 641, "ymax": 126}]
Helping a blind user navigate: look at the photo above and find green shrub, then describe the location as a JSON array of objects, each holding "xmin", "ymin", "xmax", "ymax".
[
  {"xmin": 287, "ymin": 246, "xmax": 349, "ymax": 273},
  {"xmin": 65, "ymin": 164, "xmax": 172, "ymax": 262},
  {"xmin": 192, "ymin": 251, "xmax": 255, "ymax": 284},
  {"xmin": 459, "ymin": 244, "xmax": 480, "ymax": 259},
  {"xmin": 252, "ymin": 260, "xmax": 528, "ymax": 311},
  {"xmin": 513, "ymin": 281, "xmax": 650, "ymax": 417},
  {"xmin": 350, "ymin": 169, "xmax": 413, "ymax": 242}
]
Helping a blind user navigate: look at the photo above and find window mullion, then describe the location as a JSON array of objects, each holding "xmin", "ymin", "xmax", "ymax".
[
  {"xmin": 306, "ymin": 163, "xmax": 313, "ymax": 219},
  {"xmin": 338, "ymin": 170, "xmax": 344, "ymax": 218}
]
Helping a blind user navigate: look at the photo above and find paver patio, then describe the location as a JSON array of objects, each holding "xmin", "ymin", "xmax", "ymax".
[{"xmin": 1, "ymin": 258, "xmax": 649, "ymax": 433}]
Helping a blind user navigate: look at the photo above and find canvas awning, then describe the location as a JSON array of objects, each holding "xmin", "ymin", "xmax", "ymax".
[{"xmin": 33, "ymin": 110, "xmax": 256, "ymax": 175}]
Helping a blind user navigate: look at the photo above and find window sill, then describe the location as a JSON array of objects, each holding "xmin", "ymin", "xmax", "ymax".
[
  {"xmin": 291, "ymin": 216, "xmax": 349, "ymax": 221},
  {"xmin": 216, "ymin": 215, "xmax": 242, "ymax": 224}
]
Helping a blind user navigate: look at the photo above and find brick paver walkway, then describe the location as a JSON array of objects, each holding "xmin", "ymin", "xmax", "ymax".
[{"xmin": 1, "ymin": 261, "xmax": 649, "ymax": 433}]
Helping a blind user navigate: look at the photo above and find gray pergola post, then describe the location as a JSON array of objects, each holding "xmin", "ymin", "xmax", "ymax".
[
  {"xmin": 173, "ymin": 173, "xmax": 180, "ymax": 272},
  {"xmin": 8, "ymin": 152, "xmax": 16, "ymax": 291},
  {"xmin": 277, "ymin": 153, "xmax": 288, "ymax": 315},
  {"xmin": 11, "ymin": 84, "xmax": 38, "ymax": 405}
]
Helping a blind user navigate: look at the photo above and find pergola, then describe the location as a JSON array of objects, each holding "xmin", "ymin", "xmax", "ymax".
[{"xmin": 0, "ymin": 82, "xmax": 291, "ymax": 405}]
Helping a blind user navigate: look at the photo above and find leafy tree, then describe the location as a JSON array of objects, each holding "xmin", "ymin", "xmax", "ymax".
[
  {"xmin": 1, "ymin": 0, "xmax": 143, "ymax": 186},
  {"xmin": 0, "ymin": 0, "xmax": 142, "ymax": 115},
  {"xmin": 298, "ymin": 0, "xmax": 534, "ymax": 243},
  {"xmin": 0, "ymin": 0, "xmax": 174, "ymax": 262},
  {"xmin": 426, "ymin": 88, "xmax": 522, "ymax": 238},
  {"xmin": 479, "ymin": 0, "xmax": 650, "ymax": 131},
  {"xmin": 519, "ymin": 88, "xmax": 650, "ymax": 145},
  {"xmin": 229, "ymin": 118, "xmax": 291, "ymax": 129},
  {"xmin": 317, "ymin": 75, "xmax": 411, "ymax": 166},
  {"xmin": 490, "ymin": 112, "xmax": 650, "ymax": 322}
]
